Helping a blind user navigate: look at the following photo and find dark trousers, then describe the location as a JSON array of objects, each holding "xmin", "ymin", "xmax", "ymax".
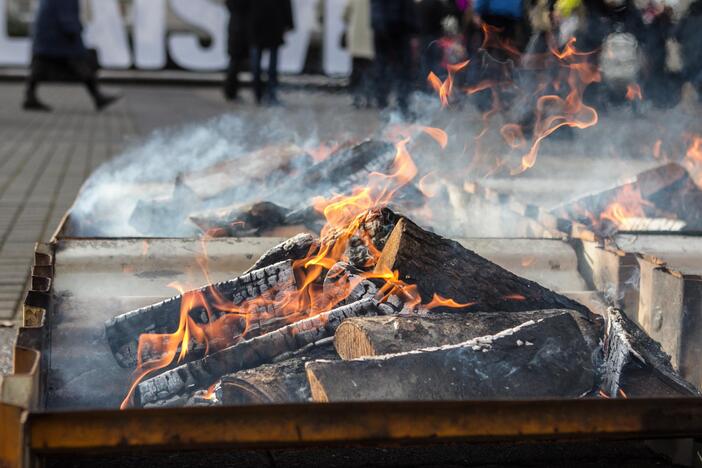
[
  {"xmin": 373, "ymin": 33, "xmax": 412, "ymax": 112},
  {"xmin": 349, "ymin": 57, "xmax": 373, "ymax": 106},
  {"xmin": 224, "ymin": 55, "xmax": 244, "ymax": 100},
  {"xmin": 25, "ymin": 54, "xmax": 101, "ymax": 103},
  {"xmin": 251, "ymin": 46, "xmax": 279, "ymax": 103}
]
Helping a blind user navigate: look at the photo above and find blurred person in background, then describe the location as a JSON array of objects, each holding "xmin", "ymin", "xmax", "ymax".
[
  {"xmin": 472, "ymin": 0, "xmax": 529, "ymax": 50},
  {"xmin": 370, "ymin": 0, "xmax": 418, "ymax": 115},
  {"xmin": 248, "ymin": 0, "xmax": 295, "ymax": 106},
  {"xmin": 224, "ymin": 0, "xmax": 250, "ymax": 102},
  {"xmin": 676, "ymin": 0, "xmax": 702, "ymax": 100},
  {"xmin": 416, "ymin": 0, "xmax": 451, "ymax": 82},
  {"xmin": 344, "ymin": 0, "xmax": 375, "ymax": 108},
  {"xmin": 23, "ymin": 0, "xmax": 120, "ymax": 112}
]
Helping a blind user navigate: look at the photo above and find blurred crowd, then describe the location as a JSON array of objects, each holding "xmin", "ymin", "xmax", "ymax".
[{"xmin": 334, "ymin": 0, "xmax": 702, "ymax": 114}]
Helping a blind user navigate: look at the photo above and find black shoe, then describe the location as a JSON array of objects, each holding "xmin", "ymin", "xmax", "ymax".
[
  {"xmin": 95, "ymin": 94, "xmax": 122, "ymax": 111},
  {"xmin": 23, "ymin": 99, "xmax": 52, "ymax": 112}
]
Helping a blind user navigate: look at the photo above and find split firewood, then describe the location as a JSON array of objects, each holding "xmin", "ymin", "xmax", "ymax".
[
  {"xmin": 189, "ymin": 201, "xmax": 290, "ymax": 237},
  {"xmin": 221, "ymin": 340, "xmax": 338, "ymax": 404},
  {"xmin": 306, "ymin": 312, "xmax": 596, "ymax": 402},
  {"xmin": 553, "ymin": 163, "xmax": 702, "ymax": 232},
  {"xmin": 134, "ymin": 297, "xmax": 382, "ymax": 407},
  {"xmin": 334, "ymin": 309, "xmax": 600, "ymax": 360},
  {"xmin": 374, "ymin": 215, "xmax": 592, "ymax": 316},
  {"xmin": 105, "ymin": 260, "xmax": 297, "ymax": 368},
  {"xmin": 602, "ymin": 308, "xmax": 700, "ymax": 398}
]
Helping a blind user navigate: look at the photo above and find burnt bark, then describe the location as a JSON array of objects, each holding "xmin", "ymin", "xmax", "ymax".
[
  {"xmin": 105, "ymin": 260, "xmax": 297, "ymax": 368},
  {"xmin": 134, "ymin": 297, "xmax": 382, "ymax": 407},
  {"xmin": 374, "ymin": 216, "xmax": 592, "ymax": 316},
  {"xmin": 245, "ymin": 233, "xmax": 320, "ymax": 273},
  {"xmin": 221, "ymin": 341, "xmax": 338, "ymax": 404},
  {"xmin": 189, "ymin": 201, "xmax": 290, "ymax": 237},
  {"xmin": 553, "ymin": 163, "xmax": 702, "ymax": 233},
  {"xmin": 306, "ymin": 312, "xmax": 596, "ymax": 402},
  {"xmin": 334, "ymin": 310, "xmax": 600, "ymax": 360},
  {"xmin": 602, "ymin": 308, "xmax": 700, "ymax": 398}
]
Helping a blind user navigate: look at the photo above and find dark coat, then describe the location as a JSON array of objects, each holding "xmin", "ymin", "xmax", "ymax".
[
  {"xmin": 32, "ymin": 0, "xmax": 86, "ymax": 58},
  {"xmin": 247, "ymin": 0, "xmax": 295, "ymax": 49},
  {"xmin": 370, "ymin": 0, "xmax": 418, "ymax": 37},
  {"xmin": 227, "ymin": 0, "xmax": 250, "ymax": 58}
]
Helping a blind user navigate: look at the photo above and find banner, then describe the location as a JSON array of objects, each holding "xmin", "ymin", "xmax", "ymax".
[{"xmin": 0, "ymin": 0, "xmax": 352, "ymax": 75}]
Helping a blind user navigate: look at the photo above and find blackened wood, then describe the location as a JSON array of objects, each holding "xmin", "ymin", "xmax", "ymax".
[
  {"xmin": 602, "ymin": 308, "xmax": 700, "ymax": 398},
  {"xmin": 306, "ymin": 312, "xmax": 595, "ymax": 402},
  {"xmin": 221, "ymin": 341, "xmax": 338, "ymax": 404},
  {"xmin": 189, "ymin": 201, "xmax": 290, "ymax": 237},
  {"xmin": 553, "ymin": 163, "xmax": 702, "ymax": 232},
  {"xmin": 134, "ymin": 297, "xmax": 382, "ymax": 407},
  {"xmin": 245, "ymin": 233, "xmax": 319, "ymax": 273},
  {"xmin": 105, "ymin": 260, "xmax": 297, "ymax": 368},
  {"xmin": 374, "ymin": 216, "xmax": 591, "ymax": 316},
  {"xmin": 334, "ymin": 309, "xmax": 600, "ymax": 360}
]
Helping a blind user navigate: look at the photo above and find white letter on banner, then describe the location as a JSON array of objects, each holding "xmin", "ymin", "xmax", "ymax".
[
  {"xmin": 323, "ymin": 0, "xmax": 351, "ymax": 76},
  {"xmin": 133, "ymin": 0, "xmax": 166, "ymax": 69},
  {"xmin": 84, "ymin": 0, "xmax": 132, "ymax": 68},
  {"xmin": 278, "ymin": 0, "xmax": 315, "ymax": 74},
  {"xmin": 0, "ymin": 0, "xmax": 30, "ymax": 66},
  {"xmin": 168, "ymin": 0, "xmax": 227, "ymax": 71}
]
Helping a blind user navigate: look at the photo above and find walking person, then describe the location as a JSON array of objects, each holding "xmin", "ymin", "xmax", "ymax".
[
  {"xmin": 247, "ymin": 0, "xmax": 295, "ymax": 105},
  {"xmin": 344, "ymin": 0, "xmax": 375, "ymax": 108},
  {"xmin": 224, "ymin": 0, "xmax": 250, "ymax": 101},
  {"xmin": 23, "ymin": 0, "xmax": 120, "ymax": 112},
  {"xmin": 370, "ymin": 0, "xmax": 418, "ymax": 115}
]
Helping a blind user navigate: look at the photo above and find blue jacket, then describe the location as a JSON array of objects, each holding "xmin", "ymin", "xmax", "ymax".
[
  {"xmin": 473, "ymin": 0, "xmax": 524, "ymax": 19},
  {"xmin": 32, "ymin": 0, "xmax": 86, "ymax": 58}
]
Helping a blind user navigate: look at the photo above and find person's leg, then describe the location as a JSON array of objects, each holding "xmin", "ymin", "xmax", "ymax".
[
  {"xmin": 70, "ymin": 57, "xmax": 121, "ymax": 111},
  {"xmin": 373, "ymin": 34, "xmax": 390, "ymax": 108},
  {"xmin": 224, "ymin": 54, "xmax": 241, "ymax": 101},
  {"xmin": 267, "ymin": 47, "xmax": 280, "ymax": 103},
  {"xmin": 251, "ymin": 47, "xmax": 264, "ymax": 104},
  {"xmin": 395, "ymin": 35, "xmax": 413, "ymax": 116},
  {"xmin": 23, "ymin": 56, "xmax": 52, "ymax": 111}
]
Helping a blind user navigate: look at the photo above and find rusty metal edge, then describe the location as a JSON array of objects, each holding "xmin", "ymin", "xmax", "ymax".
[{"xmin": 24, "ymin": 398, "xmax": 702, "ymax": 454}]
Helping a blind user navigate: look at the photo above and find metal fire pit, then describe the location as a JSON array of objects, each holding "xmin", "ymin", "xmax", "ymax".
[{"xmin": 2, "ymin": 213, "xmax": 702, "ymax": 467}]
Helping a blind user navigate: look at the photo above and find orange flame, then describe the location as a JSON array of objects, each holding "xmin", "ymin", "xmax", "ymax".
[
  {"xmin": 425, "ymin": 293, "xmax": 476, "ymax": 310},
  {"xmin": 427, "ymin": 60, "xmax": 470, "ymax": 107},
  {"xmin": 513, "ymin": 39, "xmax": 600, "ymax": 175},
  {"xmin": 625, "ymin": 83, "xmax": 642, "ymax": 101},
  {"xmin": 598, "ymin": 184, "xmax": 651, "ymax": 229}
]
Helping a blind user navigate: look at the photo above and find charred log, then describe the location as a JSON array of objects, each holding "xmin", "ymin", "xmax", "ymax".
[
  {"xmin": 553, "ymin": 163, "xmax": 702, "ymax": 233},
  {"xmin": 105, "ymin": 260, "xmax": 297, "ymax": 368},
  {"xmin": 189, "ymin": 201, "xmax": 290, "ymax": 237},
  {"xmin": 221, "ymin": 340, "xmax": 338, "ymax": 404},
  {"xmin": 306, "ymin": 312, "xmax": 596, "ymax": 402},
  {"xmin": 245, "ymin": 233, "xmax": 319, "ymax": 273},
  {"xmin": 602, "ymin": 308, "xmax": 699, "ymax": 398},
  {"xmin": 374, "ymin": 216, "xmax": 591, "ymax": 316},
  {"xmin": 134, "ymin": 297, "xmax": 382, "ymax": 407},
  {"xmin": 334, "ymin": 309, "xmax": 600, "ymax": 360}
]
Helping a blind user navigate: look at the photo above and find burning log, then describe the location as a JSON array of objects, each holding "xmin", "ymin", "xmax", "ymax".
[
  {"xmin": 105, "ymin": 260, "xmax": 297, "ymax": 368},
  {"xmin": 602, "ymin": 308, "xmax": 699, "ymax": 398},
  {"xmin": 375, "ymin": 216, "xmax": 592, "ymax": 316},
  {"xmin": 245, "ymin": 233, "xmax": 319, "ymax": 273},
  {"xmin": 221, "ymin": 340, "xmax": 337, "ymax": 404},
  {"xmin": 334, "ymin": 309, "xmax": 600, "ymax": 360},
  {"xmin": 134, "ymin": 297, "xmax": 382, "ymax": 407},
  {"xmin": 553, "ymin": 163, "xmax": 702, "ymax": 234},
  {"xmin": 305, "ymin": 312, "xmax": 596, "ymax": 402}
]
